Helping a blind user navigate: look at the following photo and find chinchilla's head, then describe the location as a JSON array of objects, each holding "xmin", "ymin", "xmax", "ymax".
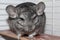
[{"xmin": 6, "ymin": 2, "xmax": 45, "ymax": 32}]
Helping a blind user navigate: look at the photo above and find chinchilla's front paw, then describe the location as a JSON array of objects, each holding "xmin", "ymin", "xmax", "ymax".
[
  {"xmin": 28, "ymin": 32, "xmax": 36, "ymax": 40},
  {"xmin": 17, "ymin": 34, "xmax": 21, "ymax": 40},
  {"xmin": 28, "ymin": 35, "xmax": 34, "ymax": 40},
  {"xmin": 28, "ymin": 33, "xmax": 36, "ymax": 40}
]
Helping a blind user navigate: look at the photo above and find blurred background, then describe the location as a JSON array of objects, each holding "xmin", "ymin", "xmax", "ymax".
[{"xmin": 0, "ymin": 0, "xmax": 60, "ymax": 40}]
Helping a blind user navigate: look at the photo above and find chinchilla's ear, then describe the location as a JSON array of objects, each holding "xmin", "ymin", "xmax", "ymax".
[
  {"xmin": 6, "ymin": 5, "xmax": 17, "ymax": 18},
  {"xmin": 36, "ymin": 2, "xmax": 45, "ymax": 15}
]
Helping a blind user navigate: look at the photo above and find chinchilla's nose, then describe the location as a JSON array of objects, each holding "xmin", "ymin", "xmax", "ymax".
[
  {"xmin": 27, "ymin": 21, "xmax": 33, "ymax": 25},
  {"xmin": 25, "ymin": 21, "xmax": 33, "ymax": 27}
]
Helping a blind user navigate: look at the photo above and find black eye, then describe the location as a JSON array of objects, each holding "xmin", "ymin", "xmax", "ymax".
[
  {"xmin": 33, "ymin": 15, "xmax": 37, "ymax": 20},
  {"xmin": 20, "ymin": 17, "xmax": 24, "ymax": 21}
]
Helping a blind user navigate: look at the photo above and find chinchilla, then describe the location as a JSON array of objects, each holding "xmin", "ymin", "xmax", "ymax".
[{"xmin": 6, "ymin": 2, "xmax": 46, "ymax": 39}]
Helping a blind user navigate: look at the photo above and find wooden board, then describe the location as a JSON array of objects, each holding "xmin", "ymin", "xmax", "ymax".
[{"xmin": 0, "ymin": 30, "xmax": 60, "ymax": 40}]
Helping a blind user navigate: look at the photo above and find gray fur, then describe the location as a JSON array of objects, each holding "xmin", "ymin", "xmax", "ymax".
[{"xmin": 6, "ymin": 2, "xmax": 46, "ymax": 37}]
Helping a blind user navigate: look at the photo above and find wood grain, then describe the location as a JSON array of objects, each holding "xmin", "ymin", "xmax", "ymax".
[{"xmin": 0, "ymin": 30, "xmax": 60, "ymax": 40}]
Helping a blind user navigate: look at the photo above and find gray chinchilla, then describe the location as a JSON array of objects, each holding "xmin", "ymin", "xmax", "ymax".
[{"xmin": 6, "ymin": 2, "xmax": 46, "ymax": 39}]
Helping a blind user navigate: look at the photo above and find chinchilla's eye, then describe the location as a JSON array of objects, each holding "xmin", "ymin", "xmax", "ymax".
[
  {"xmin": 20, "ymin": 17, "xmax": 24, "ymax": 21},
  {"xmin": 33, "ymin": 15, "xmax": 37, "ymax": 20}
]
